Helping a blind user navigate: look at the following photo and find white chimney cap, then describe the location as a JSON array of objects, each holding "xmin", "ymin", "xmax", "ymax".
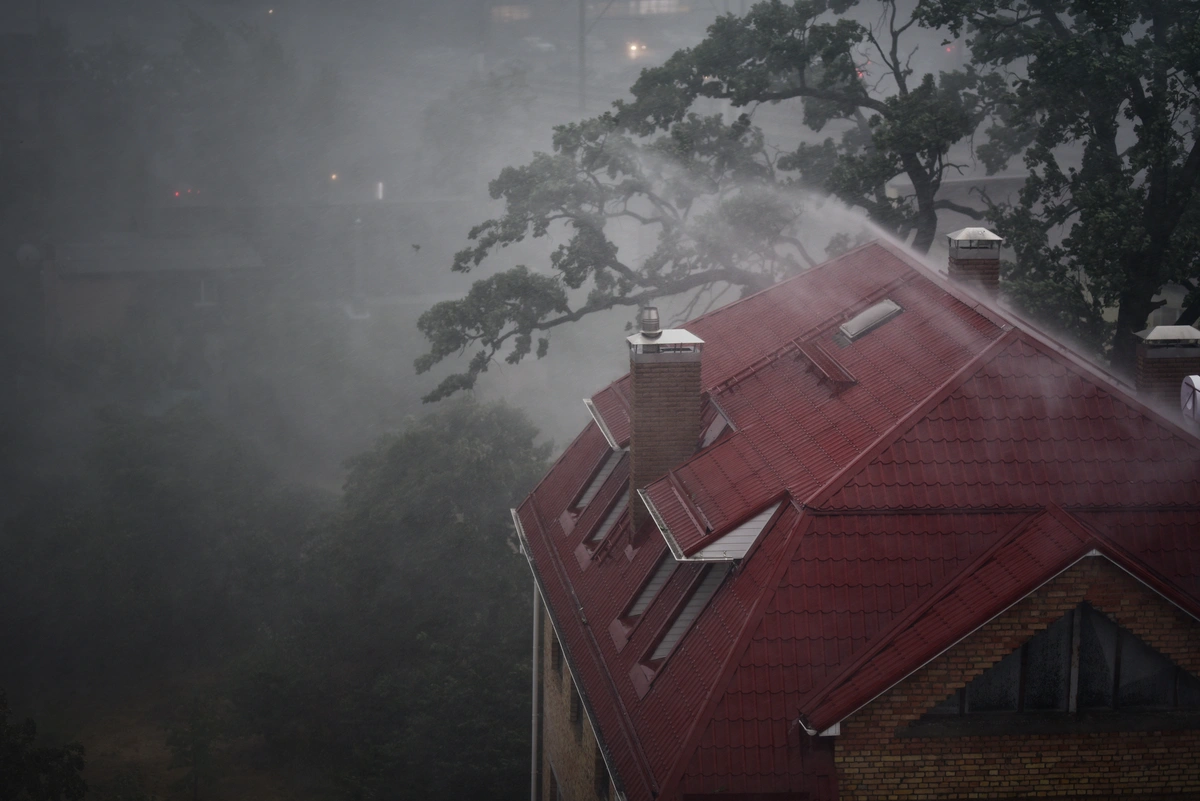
[
  {"xmin": 1135, "ymin": 325, "xmax": 1200, "ymax": 343},
  {"xmin": 627, "ymin": 329, "xmax": 704, "ymax": 347},
  {"xmin": 947, "ymin": 227, "xmax": 1004, "ymax": 242}
]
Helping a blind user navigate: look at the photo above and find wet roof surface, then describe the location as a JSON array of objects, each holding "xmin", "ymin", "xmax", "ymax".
[{"xmin": 514, "ymin": 240, "xmax": 1200, "ymax": 801}]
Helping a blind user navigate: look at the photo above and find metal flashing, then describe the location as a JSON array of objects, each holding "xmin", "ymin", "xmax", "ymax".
[{"xmin": 583, "ymin": 398, "xmax": 622, "ymax": 451}]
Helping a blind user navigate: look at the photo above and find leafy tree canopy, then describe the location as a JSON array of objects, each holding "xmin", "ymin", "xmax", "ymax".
[
  {"xmin": 416, "ymin": 0, "xmax": 997, "ymax": 400},
  {"xmin": 234, "ymin": 399, "xmax": 549, "ymax": 801},
  {"xmin": 919, "ymin": 0, "xmax": 1200, "ymax": 366}
]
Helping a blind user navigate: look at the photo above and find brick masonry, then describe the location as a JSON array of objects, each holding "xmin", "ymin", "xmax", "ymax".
[
  {"xmin": 836, "ymin": 558, "xmax": 1200, "ymax": 800},
  {"xmin": 541, "ymin": 601, "xmax": 617, "ymax": 801},
  {"xmin": 1135, "ymin": 345, "xmax": 1200, "ymax": 409},
  {"xmin": 948, "ymin": 257, "xmax": 1000, "ymax": 293},
  {"xmin": 629, "ymin": 354, "xmax": 702, "ymax": 530}
]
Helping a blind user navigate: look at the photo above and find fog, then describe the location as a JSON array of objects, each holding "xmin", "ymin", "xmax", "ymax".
[{"xmin": 0, "ymin": 1, "xmax": 1107, "ymax": 799}]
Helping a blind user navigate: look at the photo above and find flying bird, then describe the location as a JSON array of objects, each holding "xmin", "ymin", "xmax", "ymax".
[{"xmin": 411, "ymin": 244, "xmax": 421, "ymax": 253}]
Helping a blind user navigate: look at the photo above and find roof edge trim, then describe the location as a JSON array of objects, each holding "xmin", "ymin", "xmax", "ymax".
[
  {"xmin": 583, "ymin": 398, "xmax": 621, "ymax": 451},
  {"xmin": 512, "ymin": 507, "xmax": 654, "ymax": 798},
  {"xmin": 639, "ymin": 488, "xmax": 687, "ymax": 561}
]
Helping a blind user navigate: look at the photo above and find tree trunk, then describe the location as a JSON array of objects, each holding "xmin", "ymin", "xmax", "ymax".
[{"xmin": 1110, "ymin": 264, "xmax": 1161, "ymax": 376}]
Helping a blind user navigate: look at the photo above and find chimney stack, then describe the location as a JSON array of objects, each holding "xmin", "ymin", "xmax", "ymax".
[
  {"xmin": 628, "ymin": 307, "xmax": 703, "ymax": 532},
  {"xmin": 1135, "ymin": 325, "xmax": 1200, "ymax": 409},
  {"xmin": 946, "ymin": 227, "xmax": 1003, "ymax": 293}
]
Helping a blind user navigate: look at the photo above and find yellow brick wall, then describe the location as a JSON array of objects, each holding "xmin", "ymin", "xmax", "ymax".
[
  {"xmin": 540, "ymin": 601, "xmax": 616, "ymax": 801},
  {"xmin": 836, "ymin": 558, "xmax": 1200, "ymax": 800}
]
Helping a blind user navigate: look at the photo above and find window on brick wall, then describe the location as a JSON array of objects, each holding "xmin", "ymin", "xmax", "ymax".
[
  {"xmin": 919, "ymin": 602, "xmax": 1200, "ymax": 729},
  {"xmin": 593, "ymin": 746, "xmax": 610, "ymax": 800},
  {"xmin": 569, "ymin": 680, "xmax": 583, "ymax": 741},
  {"xmin": 550, "ymin": 628, "xmax": 563, "ymax": 678}
]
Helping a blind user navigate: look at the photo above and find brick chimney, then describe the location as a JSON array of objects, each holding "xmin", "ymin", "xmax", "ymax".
[
  {"xmin": 1135, "ymin": 325, "xmax": 1200, "ymax": 408},
  {"xmin": 627, "ymin": 307, "xmax": 704, "ymax": 532},
  {"xmin": 946, "ymin": 227, "xmax": 1003, "ymax": 293}
]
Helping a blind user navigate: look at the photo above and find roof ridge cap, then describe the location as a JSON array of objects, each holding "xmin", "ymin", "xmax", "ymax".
[
  {"xmin": 676, "ymin": 239, "xmax": 901, "ymax": 330},
  {"xmin": 804, "ymin": 328, "xmax": 1019, "ymax": 510},
  {"xmin": 1009, "ymin": 329, "xmax": 1200, "ymax": 450},
  {"xmin": 869, "ymin": 239, "xmax": 1200, "ymax": 445}
]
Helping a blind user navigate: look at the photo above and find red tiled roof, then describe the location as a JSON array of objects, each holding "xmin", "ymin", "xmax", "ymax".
[{"xmin": 515, "ymin": 240, "xmax": 1200, "ymax": 801}]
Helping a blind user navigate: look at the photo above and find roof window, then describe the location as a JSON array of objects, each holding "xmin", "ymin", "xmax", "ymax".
[
  {"xmin": 650, "ymin": 563, "xmax": 730, "ymax": 661},
  {"xmin": 587, "ymin": 487, "xmax": 629, "ymax": 544},
  {"xmin": 576, "ymin": 450, "xmax": 622, "ymax": 509},
  {"xmin": 628, "ymin": 556, "xmax": 675, "ymax": 617},
  {"xmin": 839, "ymin": 299, "xmax": 903, "ymax": 341},
  {"xmin": 609, "ymin": 553, "xmax": 677, "ymax": 651}
]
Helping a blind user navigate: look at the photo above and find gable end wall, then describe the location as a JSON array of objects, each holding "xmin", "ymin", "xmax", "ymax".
[{"xmin": 835, "ymin": 558, "xmax": 1200, "ymax": 800}]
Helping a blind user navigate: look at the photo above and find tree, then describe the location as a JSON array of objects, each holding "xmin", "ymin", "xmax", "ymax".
[
  {"xmin": 234, "ymin": 399, "xmax": 550, "ymax": 801},
  {"xmin": 920, "ymin": 0, "xmax": 1200, "ymax": 369},
  {"xmin": 0, "ymin": 403, "xmax": 324, "ymax": 694},
  {"xmin": 166, "ymin": 695, "xmax": 226, "ymax": 801},
  {"xmin": 0, "ymin": 693, "xmax": 86, "ymax": 801},
  {"xmin": 416, "ymin": 0, "xmax": 995, "ymax": 399}
]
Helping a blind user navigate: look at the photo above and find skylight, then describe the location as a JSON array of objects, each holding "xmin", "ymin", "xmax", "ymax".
[
  {"xmin": 628, "ymin": 556, "xmax": 675, "ymax": 617},
  {"xmin": 839, "ymin": 299, "xmax": 903, "ymax": 341},
  {"xmin": 650, "ymin": 564, "xmax": 730, "ymax": 661},
  {"xmin": 576, "ymin": 450, "xmax": 622, "ymax": 509},
  {"xmin": 588, "ymin": 487, "xmax": 629, "ymax": 543}
]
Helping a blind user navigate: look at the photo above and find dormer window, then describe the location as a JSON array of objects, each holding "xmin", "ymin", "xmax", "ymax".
[
  {"xmin": 630, "ymin": 563, "xmax": 731, "ymax": 696},
  {"xmin": 587, "ymin": 486, "xmax": 629, "ymax": 544},
  {"xmin": 576, "ymin": 450, "xmax": 622, "ymax": 510},
  {"xmin": 608, "ymin": 554, "xmax": 677, "ymax": 651}
]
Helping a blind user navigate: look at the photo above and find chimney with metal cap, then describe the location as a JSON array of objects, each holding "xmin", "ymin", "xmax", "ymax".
[
  {"xmin": 1135, "ymin": 325, "xmax": 1200, "ymax": 409},
  {"xmin": 628, "ymin": 307, "xmax": 704, "ymax": 532},
  {"xmin": 946, "ymin": 227, "xmax": 1004, "ymax": 293}
]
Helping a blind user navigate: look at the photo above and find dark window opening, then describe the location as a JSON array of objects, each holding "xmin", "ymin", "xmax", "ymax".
[
  {"xmin": 922, "ymin": 603, "xmax": 1200, "ymax": 728},
  {"xmin": 550, "ymin": 629, "xmax": 563, "ymax": 678},
  {"xmin": 593, "ymin": 747, "xmax": 610, "ymax": 800},
  {"xmin": 569, "ymin": 681, "xmax": 583, "ymax": 741}
]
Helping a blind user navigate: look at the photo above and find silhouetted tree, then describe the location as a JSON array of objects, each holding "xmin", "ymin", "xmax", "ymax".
[
  {"xmin": 235, "ymin": 399, "xmax": 549, "ymax": 801},
  {"xmin": 416, "ymin": 0, "xmax": 997, "ymax": 399},
  {"xmin": 920, "ymin": 0, "xmax": 1200, "ymax": 368},
  {"xmin": 0, "ymin": 693, "xmax": 86, "ymax": 801}
]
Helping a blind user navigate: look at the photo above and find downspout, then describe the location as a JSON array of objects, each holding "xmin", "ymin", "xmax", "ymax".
[{"xmin": 531, "ymin": 581, "xmax": 544, "ymax": 801}]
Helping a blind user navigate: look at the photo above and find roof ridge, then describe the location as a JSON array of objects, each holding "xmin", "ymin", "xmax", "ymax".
[
  {"xmin": 869, "ymin": 239, "xmax": 1200, "ymax": 446},
  {"xmin": 678, "ymin": 239, "xmax": 892, "ymax": 331},
  {"xmin": 803, "ymin": 328, "xmax": 1019, "ymax": 510},
  {"xmin": 1008, "ymin": 328, "xmax": 1200, "ymax": 450},
  {"xmin": 1085, "ymin": 520, "xmax": 1200, "ymax": 622},
  {"xmin": 797, "ymin": 504, "xmax": 1095, "ymax": 730}
]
